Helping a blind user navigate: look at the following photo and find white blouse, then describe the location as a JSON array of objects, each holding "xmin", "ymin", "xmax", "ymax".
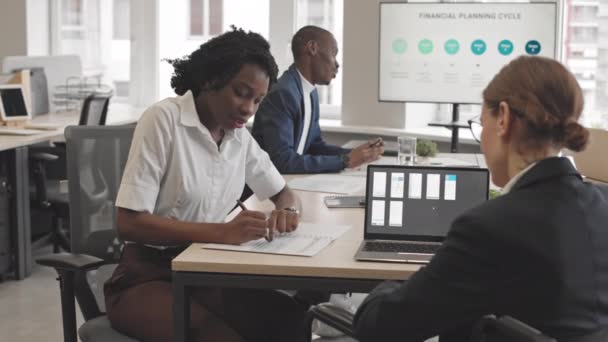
[{"xmin": 115, "ymin": 90, "xmax": 285, "ymax": 227}]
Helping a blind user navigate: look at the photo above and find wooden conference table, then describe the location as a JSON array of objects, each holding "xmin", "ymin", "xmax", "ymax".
[
  {"xmin": 171, "ymin": 154, "xmax": 484, "ymax": 342},
  {"xmin": 0, "ymin": 103, "xmax": 144, "ymax": 279}
]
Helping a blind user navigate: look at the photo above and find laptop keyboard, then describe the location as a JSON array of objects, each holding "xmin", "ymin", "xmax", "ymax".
[{"xmin": 363, "ymin": 241, "xmax": 440, "ymax": 254}]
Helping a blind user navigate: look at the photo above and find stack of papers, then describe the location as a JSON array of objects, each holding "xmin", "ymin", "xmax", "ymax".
[{"xmin": 203, "ymin": 223, "xmax": 351, "ymax": 257}]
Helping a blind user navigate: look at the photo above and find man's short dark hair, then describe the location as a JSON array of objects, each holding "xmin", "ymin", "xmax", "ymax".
[{"xmin": 291, "ymin": 25, "xmax": 332, "ymax": 61}]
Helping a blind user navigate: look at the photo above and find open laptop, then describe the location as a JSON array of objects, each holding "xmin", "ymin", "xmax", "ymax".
[{"xmin": 355, "ymin": 164, "xmax": 489, "ymax": 263}]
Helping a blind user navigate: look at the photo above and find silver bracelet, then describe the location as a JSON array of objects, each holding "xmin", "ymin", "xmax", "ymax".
[{"xmin": 283, "ymin": 206, "xmax": 300, "ymax": 216}]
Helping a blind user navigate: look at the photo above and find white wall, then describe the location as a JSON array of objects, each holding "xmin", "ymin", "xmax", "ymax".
[
  {"xmin": 341, "ymin": 0, "xmax": 406, "ymax": 128},
  {"xmin": 0, "ymin": 0, "xmax": 28, "ymax": 60},
  {"xmin": 26, "ymin": 0, "xmax": 50, "ymax": 56}
]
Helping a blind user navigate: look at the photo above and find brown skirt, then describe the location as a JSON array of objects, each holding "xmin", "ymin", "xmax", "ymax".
[{"xmin": 104, "ymin": 243, "xmax": 308, "ymax": 342}]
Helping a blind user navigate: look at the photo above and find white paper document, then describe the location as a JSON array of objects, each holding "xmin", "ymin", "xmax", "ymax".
[
  {"xmin": 288, "ymin": 175, "xmax": 365, "ymax": 194},
  {"xmin": 202, "ymin": 223, "xmax": 352, "ymax": 257}
]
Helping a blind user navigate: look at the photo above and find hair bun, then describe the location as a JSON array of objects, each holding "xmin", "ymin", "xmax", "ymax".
[{"xmin": 563, "ymin": 121, "xmax": 589, "ymax": 152}]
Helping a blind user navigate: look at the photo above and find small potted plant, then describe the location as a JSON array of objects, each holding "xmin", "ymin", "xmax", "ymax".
[
  {"xmin": 489, "ymin": 189, "xmax": 502, "ymax": 199},
  {"xmin": 416, "ymin": 139, "xmax": 438, "ymax": 164}
]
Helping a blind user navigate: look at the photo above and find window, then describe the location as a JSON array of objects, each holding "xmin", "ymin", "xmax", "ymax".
[
  {"xmin": 51, "ymin": 0, "xmax": 130, "ymax": 101},
  {"xmin": 295, "ymin": 0, "xmax": 343, "ymax": 118},
  {"xmin": 54, "ymin": 0, "xmax": 102, "ymax": 69},
  {"xmin": 49, "ymin": 0, "xmax": 608, "ymax": 128},
  {"xmin": 189, "ymin": 0, "xmax": 223, "ymax": 37},
  {"xmin": 113, "ymin": 0, "xmax": 129, "ymax": 40},
  {"xmin": 159, "ymin": 0, "xmax": 269, "ymax": 99},
  {"xmin": 565, "ymin": 0, "xmax": 608, "ymax": 127}
]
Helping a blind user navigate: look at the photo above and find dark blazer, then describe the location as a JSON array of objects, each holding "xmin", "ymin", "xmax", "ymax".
[
  {"xmin": 354, "ymin": 157, "xmax": 608, "ymax": 342},
  {"xmin": 252, "ymin": 64, "xmax": 349, "ymax": 174}
]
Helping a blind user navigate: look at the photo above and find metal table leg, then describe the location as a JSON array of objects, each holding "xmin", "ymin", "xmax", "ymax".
[
  {"xmin": 9, "ymin": 146, "xmax": 32, "ymax": 280},
  {"xmin": 173, "ymin": 272, "xmax": 191, "ymax": 342}
]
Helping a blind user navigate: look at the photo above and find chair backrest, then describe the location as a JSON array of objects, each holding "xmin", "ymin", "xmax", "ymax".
[
  {"xmin": 572, "ymin": 128, "xmax": 608, "ymax": 182},
  {"xmin": 65, "ymin": 124, "xmax": 135, "ymax": 316},
  {"xmin": 472, "ymin": 315, "xmax": 556, "ymax": 342},
  {"xmin": 78, "ymin": 94, "xmax": 111, "ymax": 126}
]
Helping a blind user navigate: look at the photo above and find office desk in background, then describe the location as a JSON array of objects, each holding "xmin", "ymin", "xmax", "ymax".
[{"xmin": 0, "ymin": 103, "xmax": 145, "ymax": 279}]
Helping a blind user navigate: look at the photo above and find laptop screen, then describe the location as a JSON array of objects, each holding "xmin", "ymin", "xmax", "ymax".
[
  {"xmin": 0, "ymin": 85, "xmax": 29, "ymax": 121},
  {"xmin": 364, "ymin": 164, "xmax": 489, "ymax": 241}
]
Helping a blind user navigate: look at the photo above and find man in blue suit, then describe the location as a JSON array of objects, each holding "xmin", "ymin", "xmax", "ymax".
[{"xmin": 252, "ymin": 26, "xmax": 384, "ymax": 174}]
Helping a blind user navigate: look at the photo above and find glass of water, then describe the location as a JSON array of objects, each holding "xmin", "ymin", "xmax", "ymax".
[{"xmin": 397, "ymin": 136, "xmax": 417, "ymax": 165}]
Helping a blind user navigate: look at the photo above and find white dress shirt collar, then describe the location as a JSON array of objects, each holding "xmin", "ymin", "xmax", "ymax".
[
  {"xmin": 295, "ymin": 69, "xmax": 316, "ymax": 155},
  {"xmin": 297, "ymin": 69, "xmax": 316, "ymax": 95},
  {"xmin": 500, "ymin": 161, "xmax": 538, "ymax": 195}
]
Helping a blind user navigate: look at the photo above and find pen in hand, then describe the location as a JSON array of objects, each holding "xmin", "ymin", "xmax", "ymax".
[
  {"xmin": 236, "ymin": 200, "xmax": 272, "ymax": 242},
  {"xmin": 368, "ymin": 138, "xmax": 383, "ymax": 148}
]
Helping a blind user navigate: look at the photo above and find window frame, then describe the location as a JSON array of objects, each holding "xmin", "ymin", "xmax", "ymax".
[
  {"xmin": 188, "ymin": 0, "xmax": 224, "ymax": 39},
  {"xmin": 292, "ymin": 0, "xmax": 344, "ymax": 120}
]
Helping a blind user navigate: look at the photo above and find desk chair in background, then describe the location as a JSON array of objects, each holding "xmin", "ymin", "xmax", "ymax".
[
  {"xmin": 36, "ymin": 125, "xmax": 137, "ymax": 342},
  {"xmin": 304, "ymin": 304, "xmax": 556, "ymax": 342},
  {"xmin": 30, "ymin": 94, "xmax": 112, "ymax": 252}
]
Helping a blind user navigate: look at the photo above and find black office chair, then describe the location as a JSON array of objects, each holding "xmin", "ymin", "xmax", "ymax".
[
  {"xmin": 78, "ymin": 94, "xmax": 111, "ymax": 126},
  {"xmin": 36, "ymin": 125, "xmax": 137, "ymax": 342},
  {"xmin": 305, "ymin": 303, "xmax": 356, "ymax": 341},
  {"xmin": 305, "ymin": 304, "xmax": 557, "ymax": 342},
  {"xmin": 472, "ymin": 315, "xmax": 556, "ymax": 342},
  {"xmin": 30, "ymin": 94, "xmax": 111, "ymax": 252}
]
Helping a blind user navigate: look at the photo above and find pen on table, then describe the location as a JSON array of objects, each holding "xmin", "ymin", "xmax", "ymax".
[{"xmin": 236, "ymin": 200, "xmax": 272, "ymax": 242}]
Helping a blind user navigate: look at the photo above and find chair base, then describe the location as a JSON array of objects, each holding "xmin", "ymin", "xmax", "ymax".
[{"xmin": 78, "ymin": 316, "xmax": 138, "ymax": 342}]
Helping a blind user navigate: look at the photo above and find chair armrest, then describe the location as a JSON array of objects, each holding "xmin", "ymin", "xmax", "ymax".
[
  {"xmin": 473, "ymin": 315, "xmax": 557, "ymax": 342},
  {"xmin": 307, "ymin": 303, "xmax": 356, "ymax": 338},
  {"xmin": 36, "ymin": 253, "xmax": 105, "ymax": 272},
  {"xmin": 31, "ymin": 152, "xmax": 60, "ymax": 162},
  {"xmin": 36, "ymin": 253, "xmax": 105, "ymax": 342}
]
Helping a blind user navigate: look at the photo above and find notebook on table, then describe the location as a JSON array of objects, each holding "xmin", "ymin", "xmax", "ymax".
[{"xmin": 354, "ymin": 164, "xmax": 489, "ymax": 263}]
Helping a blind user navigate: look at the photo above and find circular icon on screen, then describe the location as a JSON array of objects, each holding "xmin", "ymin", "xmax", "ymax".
[
  {"xmin": 392, "ymin": 39, "xmax": 407, "ymax": 54},
  {"xmin": 525, "ymin": 40, "xmax": 541, "ymax": 55},
  {"xmin": 418, "ymin": 39, "xmax": 434, "ymax": 55},
  {"xmin": 471, "ymin": 39, "xmax": 487, "ymax": 55},
  {"xmin": 498, "ymin": 40, "xmax": 514, "ymax": 56},
  {"xmin": 444, "ymin": 39, "xmax": 460, "ymax": 55}
]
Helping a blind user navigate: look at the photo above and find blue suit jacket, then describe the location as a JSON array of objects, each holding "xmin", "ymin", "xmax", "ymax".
[{"xmin": 252, "ymin": 64, "xmax": 350, "ymax": 174}]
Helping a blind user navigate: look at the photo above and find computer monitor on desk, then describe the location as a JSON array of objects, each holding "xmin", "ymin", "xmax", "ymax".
[{"xmin": 0, "ymin": 84, "xmax": 30, "ymax": 122}]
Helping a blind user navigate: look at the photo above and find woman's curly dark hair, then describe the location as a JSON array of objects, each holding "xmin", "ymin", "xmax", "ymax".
[{"xmin": 165, "ymin": 26, "xmax": 278, "ymax": 96}]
